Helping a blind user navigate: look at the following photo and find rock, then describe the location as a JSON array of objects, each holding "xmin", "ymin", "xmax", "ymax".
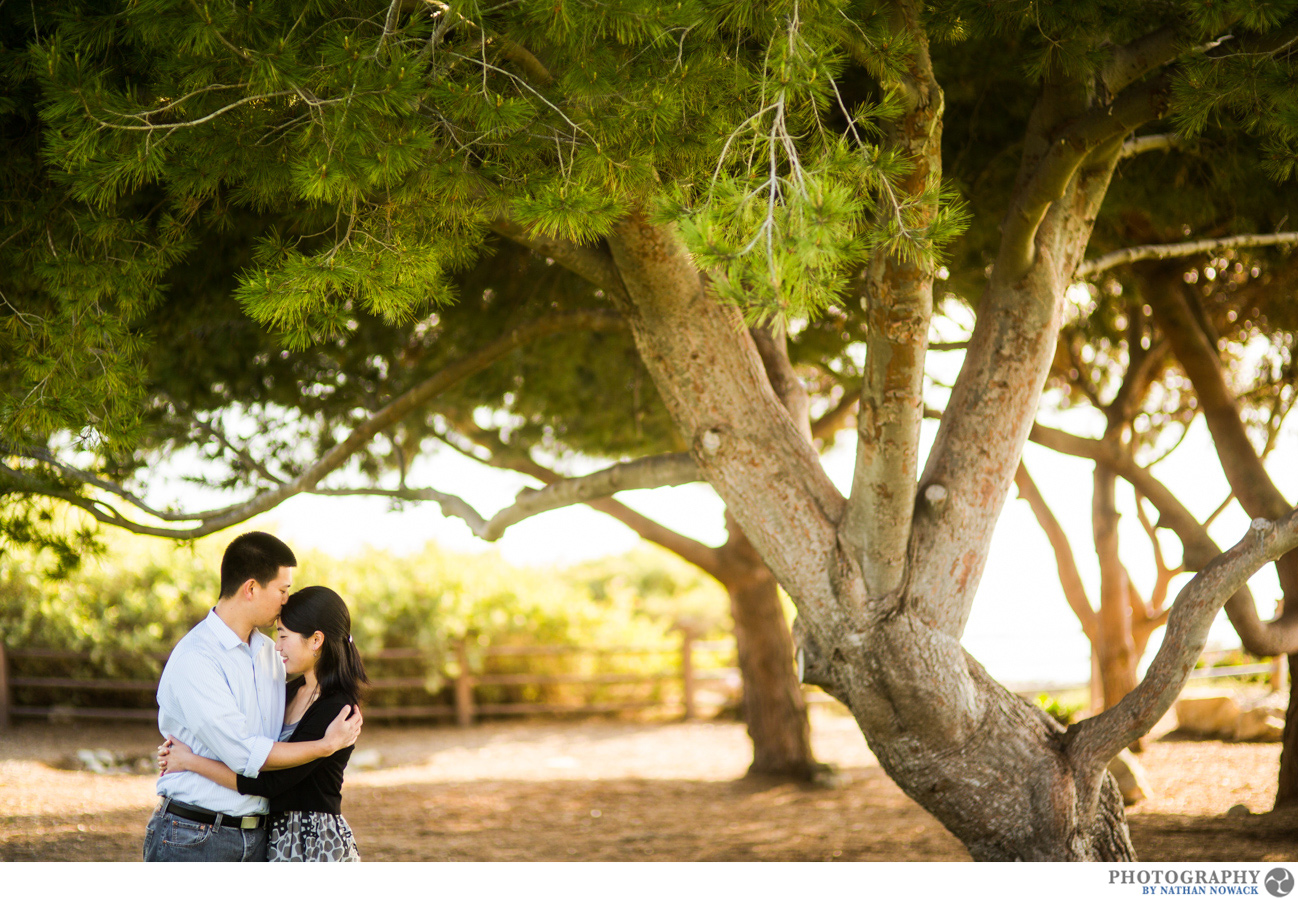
[
  {"xmin": 1107, "ymin": 749, "xmax": 1154, "ymax": 806},
  {"xmin": 76, "ymin": 748, "xmax": 117, "ymax": 774},
  {"xmin": 48, "ymin": 706, "xmax": 77, "ymax": 726},
  {"xmin": 1175, "ymin": 695, "xmax": 1241, "ymax": 737},
  {"xmin": 1227, "ymin": 804, "xmax": 1252, "ymax": 818},
  {"xmin": 1234, "ymin": 709, "xmax": 1285, "ymax": 742},
  {"xmin": 347, "ymin": 748, "xmax": 382, "ymax": 771}
]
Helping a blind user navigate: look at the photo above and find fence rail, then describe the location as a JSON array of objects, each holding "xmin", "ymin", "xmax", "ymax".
[{"xmin": 0, "ymin": 633, "xmax": 739, "ymax": 730}]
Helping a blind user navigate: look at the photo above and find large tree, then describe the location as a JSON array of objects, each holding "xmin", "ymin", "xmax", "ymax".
[{"xmin": 6, "ymin": 1, "xmax": 1298, "ymax": 859}]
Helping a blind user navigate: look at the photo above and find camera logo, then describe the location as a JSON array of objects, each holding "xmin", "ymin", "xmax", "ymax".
[{"xmin": 1266, "ymin": 869, "xmax": 1294, "ymax": 898}]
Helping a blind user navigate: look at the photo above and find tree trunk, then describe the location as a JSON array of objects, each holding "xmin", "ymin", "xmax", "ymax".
[
  {"xmin": 551, "ymin": 492, "xmax": 822, "ymax": 781},
  {"xmin": 716, "ymin": 513, "xmax": 822, "ymax": 780},
  {"xmin": 1093, "ymin": 466, "xmax": 1143, "ymax": 750},
  {"xmin": 597, "ymin": 26, "xmax": 1227, "ymax": 857},
  {"xmin": 1281, "ymin": 651, "xmax": 1298, "ymax": 806},
  {"xmin": 604, "ymin": 207, "xmax": 1144, "ymax": 859},
  {"xmin": 805, "ymin": 625, "xmax": 1136, "ymax": 860}
]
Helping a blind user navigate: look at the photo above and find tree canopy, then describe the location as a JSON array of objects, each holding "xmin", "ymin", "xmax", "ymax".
[{"xmin": 5, "ymin": 0, "xmax": 1298, "ymax": 860}]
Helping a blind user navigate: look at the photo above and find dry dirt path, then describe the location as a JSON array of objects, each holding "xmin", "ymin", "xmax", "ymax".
[{"xmin": 0, "ymin": 708, "xmax": 1291, "ymax": 861}]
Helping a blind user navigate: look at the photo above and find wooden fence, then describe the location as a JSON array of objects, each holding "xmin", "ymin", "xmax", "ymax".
[
  {"xmin": 0, "ymin": 631, "xmax": 739, "ymax": 730},
  {"xmin": 994, "ymin": 649, "xmax": 1289, "ymax": 702},
  {"xmin": 0, "ymin": 638, "xmax": 1285, "ymax": 731}
]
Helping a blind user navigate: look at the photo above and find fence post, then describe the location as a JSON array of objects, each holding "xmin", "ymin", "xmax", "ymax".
[
  {"xmin": 680, "ymin": 628, "xmax": 696, "ymax": 721},
  {"xmin": 454, "ymin": 640, "xmax": 475, "ymax": 728},
  {"xmin": 0, "ymin": 642, "xmax": 10, "ymax": 731},
  {"xmin": 1272, "ymin": 654, "xmax": 1289, "ymax": 695}
]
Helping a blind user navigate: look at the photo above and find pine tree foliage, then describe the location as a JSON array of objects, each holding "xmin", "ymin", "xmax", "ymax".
[
  {"xmin": 0, "ymin": 0, "xmax": 1293, "ymax": 530},
  {"xmin": 11, "ymin": 0, "xmax": 977, "ymax": 378},
  {"xmin": 3, "ymin": 0, "xmax": 1293, "ymax": 434}
]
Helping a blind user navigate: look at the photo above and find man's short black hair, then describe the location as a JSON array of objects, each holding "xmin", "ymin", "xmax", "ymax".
[{"xmin": 219, "ymin": 532, "xmax": 297, "ymax": 599}]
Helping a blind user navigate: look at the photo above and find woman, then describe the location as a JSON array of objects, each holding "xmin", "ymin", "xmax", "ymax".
[{"xmin": 160, "ymin": 585, "xmax": 368, "ymax": 861}]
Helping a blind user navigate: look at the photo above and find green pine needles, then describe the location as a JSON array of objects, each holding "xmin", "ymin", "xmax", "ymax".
[
  {"xmin": 5, "ymin": 0, "xmax": 1298, "ymax": 456},
  {"xmin": 21, "ymin": 0, "xmax": 971, "ymax": 348}
]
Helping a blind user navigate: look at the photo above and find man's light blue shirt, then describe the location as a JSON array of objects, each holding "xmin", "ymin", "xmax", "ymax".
[{"xmin": 155, "ymin": 609, "xmax": 286, "ymax": 816}]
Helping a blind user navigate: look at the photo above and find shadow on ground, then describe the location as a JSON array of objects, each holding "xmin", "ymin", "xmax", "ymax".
[
  {"xmin": 1, "ymin": 718, "xmax": 1290, "ymax": 861},
  {"xmin": 1128, "ymin": 807, "xmax": 1298, "ymax": 863},
  {"xmin": 7, "ymin": 769, "xmax": 1295, "ymax": 862}
]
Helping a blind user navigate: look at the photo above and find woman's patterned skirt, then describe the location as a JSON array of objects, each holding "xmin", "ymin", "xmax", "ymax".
[{"xmin": 267, "ymin": 811, "xmax": 361, "ymax": 861}]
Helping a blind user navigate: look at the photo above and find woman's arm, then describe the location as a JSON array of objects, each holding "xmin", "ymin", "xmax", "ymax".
[
  {"xmin": 160, "ymin": 735, "xmax": 332, "ymax": 799},
  {"xmin": 159, "ymin": 706, "xmax": 357, "ymax": 778},
  {"xmin": 158, "ymin": 738, "xmax": 239, "ymax": 791},
  {"xmin": 260, "ymin": 704, "xmax": 362, "ymax": 771},
  {"xmin": 159, "ymin": 701, "xmax": 360, "ymax": 795}
]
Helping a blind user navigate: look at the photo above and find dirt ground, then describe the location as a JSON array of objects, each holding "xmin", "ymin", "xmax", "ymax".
[{"xmin": 1, "ymin": 707, "xmax": 1295, "ymax": 862}]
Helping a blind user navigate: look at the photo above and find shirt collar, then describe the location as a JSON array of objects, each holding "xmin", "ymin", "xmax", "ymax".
[{"xmin": 204, "ymin": 608, "xmax": 254, "ymax": 652}]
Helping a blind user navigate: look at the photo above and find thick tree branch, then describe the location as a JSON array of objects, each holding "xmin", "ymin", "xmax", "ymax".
[
  {"xmin": 1144, "ymin": 265, "xmax": 1298, "ymax": 607},
  {"xmin": 1100, "ymin": 26, "xmax": 1187, "ymax": 96},
  {"xmin": 1093, "ymin": 463, "xmax": 1138, "ymax": 711},
  {"xmin": 0, "ymin": 463, "xmax": 190, "ymax": 539},
  {"xmin": 458, "ymin": 441, "xmax": 725, "ymax": 576},
  {"xmin": 583, "ymin": 497, "xmax": 722, "ymax": 575},
  {"xmin": 1118, "ymin": 133, "xmax": 1184, "ymax": 159},
  {"xmin": 1001, "ymin": 76, "xmax": 1171, "ymax": 281},
  {"xmin": 4, "ymin": 310, "xmax": 625, "ymax": 538},
  {"xmin": 2, "ymin": 447, "xmax": 192, "ymax": 522},
  {"xmin": 1078, "ymin": 232, "xmax": 1298, "ymax": 279},
  {"xmin": 1068, "ymin": 509, "xmax": 1298, "ymax": 776},
  {"xmin": 490, "ymin": 218, "xmax": 629, "ymax": 304},
  {"xmin": 841, "ymin": 0, "xmax": 939, "ymax": 598},
  {"xmin": 604, "ymin": 212, "xmax": 845, "ymax": 630}
]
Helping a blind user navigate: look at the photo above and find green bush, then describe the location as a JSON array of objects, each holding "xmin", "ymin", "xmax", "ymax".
[{"xmin": 1034, "ymin": 692, "xmax": 1084, "ymax": 726}]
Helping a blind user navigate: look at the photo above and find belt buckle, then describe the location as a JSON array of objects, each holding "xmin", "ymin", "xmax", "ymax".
[{"xmin": 239, "ymin": 816, "xmax": 259, "ymax": 829}]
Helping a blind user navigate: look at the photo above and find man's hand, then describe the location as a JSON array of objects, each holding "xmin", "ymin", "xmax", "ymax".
[{"xmin": 322, "ymin": 705, "xmax": 363, "ymax": 752}]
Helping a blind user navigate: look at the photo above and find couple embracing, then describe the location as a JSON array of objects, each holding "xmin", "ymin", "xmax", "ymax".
[{"xmin": 145, "ymin": 531, "xmax": 367, "ymax": 862}]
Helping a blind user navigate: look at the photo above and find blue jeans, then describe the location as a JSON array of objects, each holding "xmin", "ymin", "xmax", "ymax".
[{"xmin": 142, "ymin": 801, "xmax": 268, "ymax": 862}]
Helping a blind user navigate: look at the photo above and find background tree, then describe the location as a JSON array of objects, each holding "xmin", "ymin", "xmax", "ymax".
[{"xmin": 6, "ymin": 1, "xmax": 1298, "ymax": 859}]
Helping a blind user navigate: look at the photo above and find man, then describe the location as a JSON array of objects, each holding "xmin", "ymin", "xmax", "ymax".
[{"xmin": 143, "ymin": 531, "xmax": 363, "ymax": 862}]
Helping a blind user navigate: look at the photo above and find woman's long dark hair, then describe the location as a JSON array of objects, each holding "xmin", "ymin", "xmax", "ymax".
[{"xmin": 279, "ymin": 586, "xmax": 368, "ymax": 707}]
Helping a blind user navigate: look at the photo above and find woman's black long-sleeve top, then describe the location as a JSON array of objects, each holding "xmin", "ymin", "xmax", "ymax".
[{"xmin": 235, "ymin": 678, "xmax": 356, "ymax": 815}]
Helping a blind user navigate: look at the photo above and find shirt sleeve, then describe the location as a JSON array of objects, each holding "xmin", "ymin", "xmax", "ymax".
[
  {"xmin": 159, "ymin": 650, "xmax": 274, "ymax": 779},
  {"xmin": 234, "ymin": 697, "xmax": 344, "ymax": 798}
]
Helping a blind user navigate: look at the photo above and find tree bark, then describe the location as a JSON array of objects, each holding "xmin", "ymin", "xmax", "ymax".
[
  {"xmin": 602, "ymin": 208, "xmax": 1145, "ymax": 859},
  {"xmin": 1093, "ymin": 466, "xmax": 1142, "ymax": 750},
  {"xmin": 716, "ymin": 512, "xmax": 821, "ymax": 780},
  {"xmin": 1282, "ymin": 653, "xmax": 1298, "ymax": 806}
]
